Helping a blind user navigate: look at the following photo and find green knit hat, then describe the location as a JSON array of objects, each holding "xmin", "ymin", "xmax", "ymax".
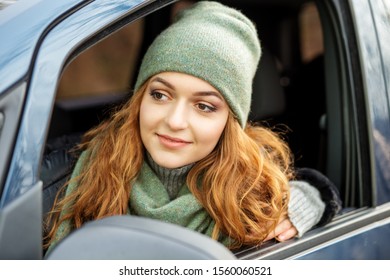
[{"xmin": 134, "ymin": 1, "xmax": 261, "ymax": 127}]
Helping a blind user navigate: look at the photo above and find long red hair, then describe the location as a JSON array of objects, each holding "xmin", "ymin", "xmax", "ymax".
[{"xmin": 44, "ymin": 80, "xmax": 293, "ymax": 249}]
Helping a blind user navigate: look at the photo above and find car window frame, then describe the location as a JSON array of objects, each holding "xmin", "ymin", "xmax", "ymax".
[{"xmin": 3, "ymin": 0, "xmax": 388, "ymax": 259}]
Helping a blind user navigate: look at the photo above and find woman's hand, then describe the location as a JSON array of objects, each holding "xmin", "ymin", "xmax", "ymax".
[{"xmin": 264, "ymin": 218, "xmax": 298, "ymax": 242}]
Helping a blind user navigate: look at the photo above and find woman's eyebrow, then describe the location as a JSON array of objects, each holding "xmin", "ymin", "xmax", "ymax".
[
  {"xmin": 150, "ymin": 77, "xmax": 175, "ymax": 90},
  {"xmin": 193, "ymin": 91, "xmax": 224, "ymax": 101}
]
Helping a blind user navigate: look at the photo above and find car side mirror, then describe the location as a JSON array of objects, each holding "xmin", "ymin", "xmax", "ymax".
[{"xmin": 45, "ymin": 215, "xmax": 237, "ymax": 260}]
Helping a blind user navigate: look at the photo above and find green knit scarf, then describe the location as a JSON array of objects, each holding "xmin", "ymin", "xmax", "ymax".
[{"xmin": 130, "ymin": 161, "xmax": 216, "ymax": 234}]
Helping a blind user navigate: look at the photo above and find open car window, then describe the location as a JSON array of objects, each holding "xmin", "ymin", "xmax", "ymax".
[{"xmin": 39, "ymin": 0, "xmax": 386, "ymax": 259}]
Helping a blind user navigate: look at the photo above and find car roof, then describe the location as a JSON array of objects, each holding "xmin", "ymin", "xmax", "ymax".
[{"xmin": 0, "ymin": 0, "xmax": 85, "ymax": 95}]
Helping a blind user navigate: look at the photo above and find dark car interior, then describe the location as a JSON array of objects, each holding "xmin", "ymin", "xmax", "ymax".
[{"xmin": 40, "ymin": 0, "xmax": 371, "ymax": 257}]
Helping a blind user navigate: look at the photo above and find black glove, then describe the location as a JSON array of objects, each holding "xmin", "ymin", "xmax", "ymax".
[{"xmin": 295, "ymin": 168, "xmax": 342, "ymax": 227}]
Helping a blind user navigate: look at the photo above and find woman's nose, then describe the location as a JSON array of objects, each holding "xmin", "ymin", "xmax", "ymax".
[{"xmin": 166, "ymin": 102, "xmax": 189, "ymax": 130}]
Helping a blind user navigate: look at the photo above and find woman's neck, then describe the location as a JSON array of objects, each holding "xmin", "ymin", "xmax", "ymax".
[{"xmin": 145, "ymin": 153, "xmax": 194, "ymax": 200}]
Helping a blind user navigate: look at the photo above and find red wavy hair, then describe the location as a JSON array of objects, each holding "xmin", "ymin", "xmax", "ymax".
[{"xmin": 45, "ymin": 79, "xmax": 293, "ymax": 249}]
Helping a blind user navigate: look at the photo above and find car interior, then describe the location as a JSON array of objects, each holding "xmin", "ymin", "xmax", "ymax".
[{"xmin": 40, "ymin": 0, "xmax": 371, "ymax": 256}]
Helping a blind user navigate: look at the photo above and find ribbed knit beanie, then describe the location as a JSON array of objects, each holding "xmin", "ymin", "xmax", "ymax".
[{"xmin": 134, "ymin": 1, "xmax": 261, "ymax": 127}]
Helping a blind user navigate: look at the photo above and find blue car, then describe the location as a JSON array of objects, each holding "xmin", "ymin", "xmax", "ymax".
[{"xmin": 0, "ymin": 0, "xmax": 389, "ymax": 260}]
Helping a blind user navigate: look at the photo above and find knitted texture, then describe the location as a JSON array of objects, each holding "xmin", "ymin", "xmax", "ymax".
[
  {"xmin": 294, "ymin": 167, "xmax": 342, "ymax": 226},
  {"xmin": 288, "ymin": 181, "xmax": 326, "ymax": 237},
  {"xmin": 134, "ymin": 1, "xmax": 261, "ymax": 127},
  {"xmin": 146, "ymin": 153, "xmax": 194, "ymax": 200}
]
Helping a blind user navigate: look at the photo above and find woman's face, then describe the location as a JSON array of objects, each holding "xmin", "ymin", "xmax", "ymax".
[{"xmin": 139, "ymin": 72, "xmax": 229, "ymax": 168}]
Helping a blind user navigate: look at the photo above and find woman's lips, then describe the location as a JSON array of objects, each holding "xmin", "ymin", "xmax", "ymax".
[{"xmin": 157, "ymin": 134, "xmax": 192, "ymax": 149}]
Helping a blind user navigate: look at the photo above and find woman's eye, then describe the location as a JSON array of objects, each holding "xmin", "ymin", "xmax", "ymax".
[
  {"xmin": 196, "ymin": 103, "xmax": 216, "ymax": 113},
  {"xmin": 150, "ymin": 91, "xmax": 168, "ymax": 101}
]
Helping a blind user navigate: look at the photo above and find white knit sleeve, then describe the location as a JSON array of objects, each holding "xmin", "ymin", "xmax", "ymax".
[{"xmin": 288, "ymin": 180, "xmax": 325, "ymax": 237}]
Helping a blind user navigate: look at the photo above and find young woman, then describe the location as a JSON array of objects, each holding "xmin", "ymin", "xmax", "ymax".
[{"xmin": 45, "ymin": 1, "xmax": 341, "ymax": 252}]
